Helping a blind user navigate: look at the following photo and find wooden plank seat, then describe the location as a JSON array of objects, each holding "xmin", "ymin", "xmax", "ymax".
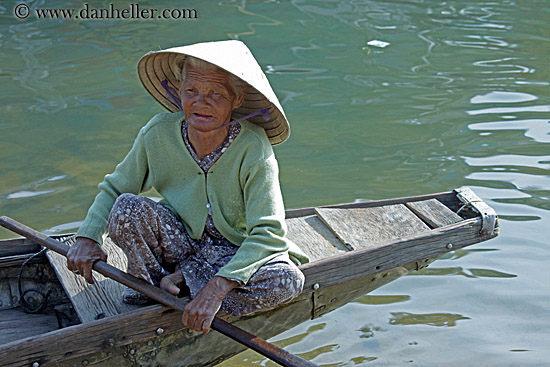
[{"xmin": 46, "ymin": 237, "xmax": 139, "ymax": 323}]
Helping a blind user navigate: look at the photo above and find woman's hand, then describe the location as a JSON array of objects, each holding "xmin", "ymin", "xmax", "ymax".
[
  {"xmin": 67, "ymin": 237, "xmax": 108, "ymax": 284},
  {"xmin": 183, "ymin": 276, "xmax": 239, "ymax": 334}
]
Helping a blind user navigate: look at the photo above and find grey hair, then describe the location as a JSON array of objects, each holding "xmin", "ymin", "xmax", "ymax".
[{"xmin": 179, "ymin": 56, "xmax": 246, "ymax": 97}]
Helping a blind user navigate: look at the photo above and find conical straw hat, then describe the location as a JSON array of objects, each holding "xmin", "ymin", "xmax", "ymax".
[{"xmin": 137, "ymin": 40, "xmax": 290, "ymax": 145}]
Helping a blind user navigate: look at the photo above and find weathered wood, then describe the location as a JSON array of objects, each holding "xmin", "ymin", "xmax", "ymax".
[
  {"xmin": 315, "ymin": 204, "xmax": 430, "ymax": 250},
  {"xmin": 300, "ymin": 217, "xmax": 497, "ymax": 291},
  {"xmin": 0, "ymin": 294, "xmax": 313, "ymax": 367},
  {"xmin": 0, "ymin": 237, "xmax": 41, "ymax": 257},
  {"xmin": 406, "ymin": 199, "xmax": 463, "ymax": 228},
  {"xmin": 0, "ymin": 260, "xmax": 69, "ymax": 310},
  {"xmin": 285, "ymin": 191, "xmax": 453, "ymax": 218},
  {"xmin": 0, "ymin": 252, "xmax": 46, "ymax": 267},
  {"xmin": 0, "ymin": 309, "xmax": 59, "ymax": 346},
  {"xmin": 455, "ymin": 187, "xmax": 499, "ymax": 236},
  {"xmin": 7, "ymin": 275, "xmax": 69, "ymax": 312},
  {"xmin": 0, "ymin": 303, "xmax": 182, "ymax": 366},
  {"xmin": 94, "ymin": 237, "xmax": 141, "ymax": 315},
  {"xmin": 0, "ymin": 282, "xmax": 12, "ymax": 313},
  {"xmin": 286, "ymin": 215, "xmax": 348, "ymax": 262},
  {"xmin": 0, "ymin": 234, "xmax": 79, "ymax": 257},
  {"xmin": 46, "ymin": 236, "xmax": 139, "ymax": 323}
]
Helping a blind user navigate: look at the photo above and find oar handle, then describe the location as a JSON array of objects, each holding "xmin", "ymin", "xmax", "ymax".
[{"xmin": 0, "ymin": 216, "xmax": 318, "ymax": 367}]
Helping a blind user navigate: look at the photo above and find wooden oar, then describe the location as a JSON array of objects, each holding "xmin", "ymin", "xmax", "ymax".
[{"xmin": 0, "ymin": 216, "xmax": 318, "ymax": 367}]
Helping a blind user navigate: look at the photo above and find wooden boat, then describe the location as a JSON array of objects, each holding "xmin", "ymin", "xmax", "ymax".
[{"xmin": 0, "ymin": 187, "xmax": 498, "ymax": 367}]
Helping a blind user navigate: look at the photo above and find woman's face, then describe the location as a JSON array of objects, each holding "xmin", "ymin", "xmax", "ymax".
[{"xmin": 180, "ymin": 66, "xmax": 243, "ymax": 133}]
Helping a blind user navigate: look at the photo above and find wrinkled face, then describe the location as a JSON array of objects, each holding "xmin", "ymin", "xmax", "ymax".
[{"xmin": 180, "ymin": 66, "xmax": 243, "ymax": 133}]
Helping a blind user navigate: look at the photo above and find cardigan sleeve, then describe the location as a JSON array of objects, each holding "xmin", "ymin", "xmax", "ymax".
[
  {"xmin": 215, "ymin": 154, "xmax": 290, "ymax": 283},
  {"xmin": 76, "ymin": 129, "xmax": 152, "ymax": 244}
]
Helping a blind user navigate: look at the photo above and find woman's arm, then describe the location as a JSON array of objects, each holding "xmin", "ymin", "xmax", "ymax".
[{"xmin": 216, "ymin": 153, "xmax": 289, "ymax": 283}]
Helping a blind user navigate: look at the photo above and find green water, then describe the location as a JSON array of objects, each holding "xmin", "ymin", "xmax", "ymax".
[{"xmin": 1, "ymin": 0, "xmax": 549, "ymax": 365}]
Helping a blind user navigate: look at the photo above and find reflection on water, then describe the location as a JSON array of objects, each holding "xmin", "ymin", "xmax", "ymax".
[
  {"xmin": 5, "ymin": 189, "xmax": 55, "ymax": 199},
  {"xmin": 221, "ymin": 323, "xmax": 331, "ymax": 366},
  {"xmin": 463, "ymin": 154, "xmax": 550, "ymax": 169},
  {"xmin": 389, "ymin": 312, "xmax": 470, "ymax": 327},
  {"xmin": 270, "ymin": 322, "xmax": 326, "ymax": 349},
  {"xmin": 467, "ymin": 105, "xmax": 550, "ymax": 116},
  {"xmin": 468, "ymin": 119, "xmax": 550, "ymax": 143},
  {"xmin": 1, "ymin": 0, "xmax": 549, "ymax": 365},
  {"xmin": 358, "ymin": 324, "xmax": 383, "ymax": 339},
  {"xmin": 466, "ymin": 171, "xmax": 550, "ymax": 191},
  {"xmin": 412, "ymin": 266, "xmax": 517, "ymax": 278},
  {"xmin": 469, "ymin": 268, "xmax": 517, "ymax": 278},
  {"xmin": 298, "ymin": 344, "xmax": 340, "ymax": 363},
  {"xmin": 470, "ymin": 91, "xmax": 538, "ymax": 104},
  {"xmin": 45, "ymin": 220, "xmax": 84, "ymax": 234},
  {"xmin": 1, "ymin": 174, "xmax": 70, "ymax": 201},
  {"xmin": 439, "ymin": 247, "xmax": 498, "ymax": 260},
  {"xmin": 354, "ymin": 294, "xmax": 410, "ymax": 305}
]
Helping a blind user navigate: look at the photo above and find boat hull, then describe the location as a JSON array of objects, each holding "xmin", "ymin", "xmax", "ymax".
[
  {"xmin": 2, "ymin": 260, "xmax": 428, "ymax": 367},
  {"xmin": 0, "ymin": 187, "xmax": 499, "ymax": 366}
]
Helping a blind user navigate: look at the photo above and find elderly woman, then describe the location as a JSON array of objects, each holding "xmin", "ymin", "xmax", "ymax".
[{"xmin": 67, "ymin": 40, "xmax": 308, "ymax": 334}]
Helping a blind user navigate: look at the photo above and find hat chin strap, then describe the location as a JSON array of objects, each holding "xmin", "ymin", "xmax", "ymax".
[{"xmin": 161, "ymin": 80, "xmax": 271, "ymax": 132}]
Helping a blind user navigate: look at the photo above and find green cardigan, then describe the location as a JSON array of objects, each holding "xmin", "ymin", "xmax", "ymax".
[{"xmin": 77, "ymin": 112, "xmax": 309, "ymax": 283}]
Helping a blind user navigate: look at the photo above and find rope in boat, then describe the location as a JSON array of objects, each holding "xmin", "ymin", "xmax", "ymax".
[
  {"xmin": 18, "ymin": 247, "xmax": 51, "ymax": 313},
  {"xmin": 17, "ymin": 234, "xmax": 77, "ymax": 314}
]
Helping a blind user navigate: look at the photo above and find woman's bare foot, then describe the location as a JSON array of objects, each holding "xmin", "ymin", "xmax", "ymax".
[{"xmin": 160, "ymin": 267, "xmax": 184, "ymax": 296}]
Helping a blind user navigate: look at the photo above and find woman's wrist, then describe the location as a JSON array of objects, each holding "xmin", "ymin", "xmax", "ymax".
[{"xmin": 208, "ymin": 276, "xmax": 239, "ymax": 300}]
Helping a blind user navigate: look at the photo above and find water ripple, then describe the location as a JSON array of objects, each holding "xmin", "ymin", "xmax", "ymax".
[
  {"xmin": 413, "ymin": 266, "xmax": 517, "ymax": 278},
  {"xmin": 467, "ymin": 105, "xmax": 549, "ymax": 116},
  {"xmin": 466, "ymin": 171, "xmax": 550, "ymax": 191},
  {"xmin": 471, "ymin": 91, "xmax": 538, "ymax": 104},
  {"xmin": 473, "ymin": 57, "xmax": 535, "ymax": 74},
  {"xmin": 463, "ymin": 155, "xmax": 550, "ymax": 170},
  {"xmin": 389, "ymin": 312, "xmax": 470, "ymax": 327},
  {"xmin": 468, "ymin": 119, "xmax": 550, "ymax": 143},
  {"xmin": 5, "ymin": 190, "xmax": 55, "ymax": 199},
  {"xmin": 45, "ymin": 221, "xmax": 83, "ymax": 234}
]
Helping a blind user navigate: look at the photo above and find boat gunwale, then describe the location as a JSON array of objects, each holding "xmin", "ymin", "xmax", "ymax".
[
  {"xmin": 284, "ymin": 190, "xmax": 455, "ymax": 218},
  {"xmin": 300, "ymin": 215, "xmax": 497, "ymax": 290}
]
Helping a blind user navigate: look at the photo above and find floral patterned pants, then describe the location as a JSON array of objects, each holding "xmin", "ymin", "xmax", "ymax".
[{"xmin": 107, "ymin": 193, "xmax": 304, "ymax": 316}]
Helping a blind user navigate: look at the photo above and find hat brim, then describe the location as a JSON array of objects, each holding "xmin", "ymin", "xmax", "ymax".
[{"xmin": 137, "ymin": 41, "xmax": 290, "ymax": 145}]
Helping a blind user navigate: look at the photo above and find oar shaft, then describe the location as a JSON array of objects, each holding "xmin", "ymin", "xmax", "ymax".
[
  {"xmin": 212, "ymin": 318, "xmax": 315, "ymax": 367},
  {"xmin": 0, "ymin": 216, "xmax": 317, "ymax": 367}
]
